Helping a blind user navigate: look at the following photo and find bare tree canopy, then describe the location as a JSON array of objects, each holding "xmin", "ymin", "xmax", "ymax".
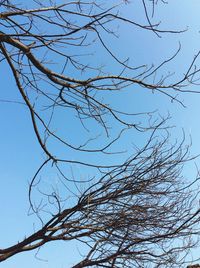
[{"xmin": 1, "ymin": 0, "xmax": 200, "ymax": 267}]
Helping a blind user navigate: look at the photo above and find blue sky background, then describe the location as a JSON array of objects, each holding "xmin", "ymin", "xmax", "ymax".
[{"xmin": 1, "ymin": 0, "xmax": 200, "ymax": 267}]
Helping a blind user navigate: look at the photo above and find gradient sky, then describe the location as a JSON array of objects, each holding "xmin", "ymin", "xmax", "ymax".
[{"xmin": 1, "ymin": 1, "xmax": 200, "ymax": 267}]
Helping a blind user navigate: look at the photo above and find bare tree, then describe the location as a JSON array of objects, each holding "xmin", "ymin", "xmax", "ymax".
[{"xmin": 1, "ymin": 0, "xmax": 200, "ymax": 267}]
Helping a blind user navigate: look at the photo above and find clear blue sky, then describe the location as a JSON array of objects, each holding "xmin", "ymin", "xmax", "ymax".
[{"xmin": 1, "ymin": 0, "xmax": 200, "ymax": 267}]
